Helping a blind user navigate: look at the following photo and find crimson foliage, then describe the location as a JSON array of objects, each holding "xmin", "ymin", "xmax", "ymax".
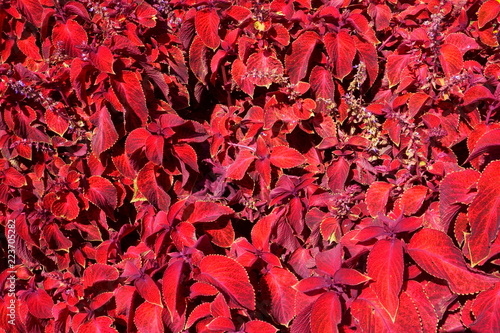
[{"xmin": 1, "ymin": 0, "xmax": 500, "ymax": 332}]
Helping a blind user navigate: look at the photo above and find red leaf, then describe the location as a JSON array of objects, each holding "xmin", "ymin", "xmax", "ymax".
[
  {"xmin": 195, "ymin": 9, "xmax": 220, "ymax": 49},
  {"xmin": 110, "ymin": 71, "xmax": 148, "ymax": 130},
  {"xmin": 226, "ymin": 149, "xmax": 256, "ymax": 180},
  {"xmin": 189, "ymin": 36, "xmax": 209, "ymax": 84},
  {"xmin": 311, "ymin": 292, "xmax": 341, "ymax": 333},
  {"xmin": 386, "ymin": 54, "xmax": 412, "ymax": 87},
  {"xmin": 17, "ymin": 34, "xmax": 42, "ymax": 61},
  {"xmin": 468, "ymin": 161, "xmax": 500, "ymax": 266},
  {"xmin": 186, "ymin": 201, "xmax": 234, "ymax": 223},
  {"xmin": 439, "ymin": 169, "xmax": 480, "ymax": 232},
  {"xmin": 232, "ymin": 59, "xmax": 254, "ymax": 96},
  {"xmin": 351, "ymin": 287, "xmax": 395, "ymax": 333},
  {"xmin": 84, "ymin": 176, "xmax": 117, "ymax": 217},
  {"xmin": 196, "ymin": 255, "xmax": 255, "ymax": 310},
  {"xmin": 134, "ymin": 302, "xmax": 164, "ymax": 333},
  {"xmin": 310, "ymin": 66, "xmax": 335, "ymax": 113},
  {"xmin": 125, "ymin": 128, "xmax": 150, "ymax": 156},
  {"xmin": 261, "ymin": 267, "xmax": 298, "ymax": 326},
  {"xmin": 333, "ymin": 268, "xmax": 371, "ymax": 286},
  {"xmin": 367, "ymin": 239, "xmax": 404, "ymax": 321},
  {"xmin": 163, "ymin": 260, "xmax": 186, "ymax": 322},
  {"xmin": 324, "ymin": 30, "xmax": 356, "ymax": 80},
  {"xmin": 135, "ymin": 274, "xmax": 163, "ymax": 307},
  {"xmin": 244, "ymin": 320, "xmax": 278, "ymax": 333},
  {"xmin": 173, "ymin": 144, "xmax": 199, "ymax": 172},
  {"xmin": 408, "ymin": 228, "xmax": 498, "ymax": 294},
  {"xmin": 246, "ymin": 51, "xmax": 284, "ymax": 87},
  {"xmin": 405, "ymin": 281, "xmax": 439, "ymax": 333},
  {"xmin": 393, "ymin": 292, "xmax": 422, "ymax": 333},
  {"xmin": 77, "ymin": 316, "xmax": 119, "ymax": 333},
  {"xmin": 15, "ymin": 0, "xmax": 43, "ymax": 27},
  {"xmin": 136, "ymin": 162, "xmax": 171, "ymax": 211},
  {"xmin": 478, "ymin": 0, "xmax": 500, "ymax": 28},
  {"xmin": 408, "ymin": 92, "xmax": 430, "ymax": 117},
  {"xmin": 83, "ymin": 264, "xmax": 119, "ymax": 289},
  {"xmin": 42, "ymin": 223, "xmax": 73, "ymax": 251},
  {"xmin": 439, "ymin": 44, "xmax": 463, "ymax": 78},
  {"xmin": 466, "ymin": 128, "xmax": 500, "ymax": 163},
  {"xmin": 52, "ymin": 19, "xmax": 88, "ymax": 58},
  {"xmin": 270, "ymin": 146, "xmax": 306, "ymax": 169},
  {"xmin": 368, "ymin": 4, "xmax": 392, "ymax": 31},
  {"xmin": 354, "ymin": 36, "xmax": 379, "ymax": 87},
  {"xmin": 51, "ymin": 192, "xmax": 79, "ymax": 220},
  {"xmin": 90, "ymin": 46, "xmax": 115, "ymax": 74},
  {"xmin": 145, "ymin": 135, "xmax": 164, "ymax": 165},
  {"xmin": 285, "ymin": 31, "xmax": 320, "ymax": 84},
  {"xmin": 207, "ymin": 317, "xmax": 235, "ymax": 331},
  {"xmin": 25, "ymin": 289, "xmax": 54, "ymax": 319},
  {"xmin": 469, "ymin": 283, "xmax": 500, "ymax": 332},
  {"xmin": 463, "ymin": 85, "xmax": 495, "ymax": 106},
  {"xmin": 90, "ymin": 106, "xmax": 119, "ymax": 156},
  {"xmin": 366, "ymin": 182, "xmax": 394, "ymax": 217},
  {"xmin": 226, "ymin": 5, "xmax": 252, "ymax": 22},
  {"xmin": 399, "ymin": 185, "xmax": 428, "ymax": 216},
  {"xmin": 444, "ymin": 33, "xmax": 480, "ymax": 55},
  {"xmin": 135, "ymin": 2, "xmax": 157, "ymax": 28}
]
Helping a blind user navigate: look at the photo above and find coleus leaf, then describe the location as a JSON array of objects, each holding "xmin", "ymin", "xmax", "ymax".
[
  {"xmin": 465, "ymin": 128, "xmax": 500, "ymax": 163},
  {"xmin": 386, "ymin": 54, "xmax": 412, "ymax": 87},
  {"xmin": 366, "ymin": 182, "xmax": 394, "ymax": 217},
  {"xmin": 270, "ymin": 146, "xmax": 306, "ymax": 169},
  {"xmin": 324, "ymin": 30, "xmax": 356, "ymax": 80},
  {"xmin": 477, "ymin": 0, "xmax": 500, "ymax": 28},
  {"xmin": 439, "ymin": 169, "xmax": 480, "ymax": 232},
  {"xmin": 136, "ymin": 162, "xmax": 171, "ymax": 211},
  {"xmin": 310, "ymin": 66, "xmax": 335, "ymax": 112},
  {"xmin": 195, "ymin": 9, "xmax": 220, "ymax": 49},
  {"xmin": 84, "ymin": 176, "xmax": 117, "ymax": 218},
  {"xmin": 90, "ymin": 46, "xmax": 115, "ymax": 74},
  {"xmin": 244, "ymin": 320, "xmax": 278, "ymax": 333},
  {"xmin": 134, "ymin": 302, "xmax": 164, "ymax": 333},
  {"xmin": 83, "ymin": 264, "xmax": 119, "ymax": 289},
  {"xmin": 25, "ymin": 289, "xmax": 54, "ymax": 319},
  {"xmin": 2, "ymin": 167, "xmax": 26, "ymax": 188},
  {"xmin": 261, "ymin": 267, "xmax": 298, "ymax": 326},
  {"xmin": 51, "ymin": 192, "xmax": 79, "ymax": 220},
  {"xmin": 42, "ymin": 223, "xmax": 73, "ymax": 251},
  {"xmin": 310, "ymin": 292, "xmax": 341, "ymax": 333},
  {"xmin": 135, "ymin": 274, "xmax": 163, "ymax": 307},
  {"xmin": 398, "ymin": 185, "xmax": 427, "ymax": 216},
  {"xmin": 285, "ymin": 31, "xmax": 320, "ymax": 84},
  {"xmin": 15, "ymin": 0, "xmax": 43, "ymax": 27},
  {"xmin": 186, "ymin": 201, "xmax": 234, "ymax": 223},
  {"xmin": 467, "ymin": 160, "xmax": 500, "ymax": 266},
  {"xmin": 408, "ymin": 228, "xmax": 498, "ymax": 294},
  {"xmin": 226, "ymin": 149, "xmax": 256, "ymax": 180},
  {"xmin": 90, "ymin": 106, "xmax": 119, "ymax": 156},
  {"xmin": 463, "ymin": 85, "xmax": 495, "ymax": 106},
  {"xmin": 77, "ymin": 316, "xmax": 119, "ymax": 333},
  {"xmin": 46, "ymin": 108, "xmax": 69, "ymax": 136},
  {"xmin": 246, "ymin": 51, "xmax": 284, "ymax": 87},
  {"xmin": 52, "ymin": 19, "xmax": 88, "ymax": 58},
  {"xmin": 351, "ymin": 286, "xmax": 395, "ymax": 333},
  {"xmin": 367, "ymin": 239, "xmax": 404, "ymax": 322},
  {"xmin": 439, "ymin": 44, "xmax": 463, "ymax": 78},
  {"xmin": 196, "ymin": 255, "xmax": 255, "ymax": 310},
  {"xmin": 163, "ymin": 260, "xmax": 185, "ymax": 321},
  {"xmin": 110, "ymin": 71, "xmax": 149, "ymax": 131},
  {"xmin": 469, "ymin": 283, "xmax": 500, "ymax": 332}
]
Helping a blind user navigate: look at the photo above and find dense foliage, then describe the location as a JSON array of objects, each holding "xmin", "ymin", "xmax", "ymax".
[{"xmin": 1, "ymin": 0, "xmax": 500, "ymax": 332}]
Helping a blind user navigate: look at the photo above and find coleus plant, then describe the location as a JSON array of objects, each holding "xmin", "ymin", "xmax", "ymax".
[{"xmin": 1, "ymin": 0, "xmax": 500, "ymax": 332}]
